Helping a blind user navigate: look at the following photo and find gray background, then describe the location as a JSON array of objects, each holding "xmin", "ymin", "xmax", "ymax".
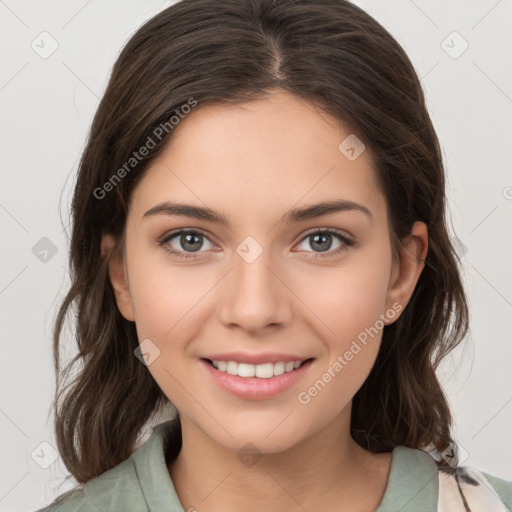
[{"xmin": 1, "ymin": 0, "xmax": 511, "ymax": 510}]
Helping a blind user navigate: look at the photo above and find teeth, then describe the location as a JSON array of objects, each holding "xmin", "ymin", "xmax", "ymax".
[{"xmin": 210, "ymin": 359, "xmax": 306, "ymax": 378}]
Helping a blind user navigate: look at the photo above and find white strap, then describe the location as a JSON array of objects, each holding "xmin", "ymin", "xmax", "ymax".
[{"xmin": 438, "ymin": 466, "xmax": 508, "ymax": 512}]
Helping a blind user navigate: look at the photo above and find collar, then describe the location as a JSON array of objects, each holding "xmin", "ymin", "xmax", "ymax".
[
  {"xmin": 131, "ymin": 420, "xmax": 439, "ymax": 512},
  {"xmin": 376, "ymin": 445, "xmax": 439, "ymax": 511},
  {"xmin": 131, "ymin": 420, "xmax": 184, "ymax": 511}
]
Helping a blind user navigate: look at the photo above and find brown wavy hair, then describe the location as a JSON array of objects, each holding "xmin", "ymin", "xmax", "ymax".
[{"xmin": 50, "ymin": 0, "xmax": 469, "ymax": 493}]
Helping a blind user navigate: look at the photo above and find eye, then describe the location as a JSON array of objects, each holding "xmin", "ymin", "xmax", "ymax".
[
  {"xmin": 158, "ymin": 229, "xmax": 215, "ymax": 259},
  {"xmin": 157, "ymin": 227, "xmax": 355, "ymax": 260},
  {"xmin": 295, "ymin": 228, "xmax": 354, "ymax": 258}
]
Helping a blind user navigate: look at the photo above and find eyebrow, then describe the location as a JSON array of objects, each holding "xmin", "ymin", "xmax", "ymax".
[{"xmin": 142, "ymin": 199, "xmax": 373, "ymax": 225}]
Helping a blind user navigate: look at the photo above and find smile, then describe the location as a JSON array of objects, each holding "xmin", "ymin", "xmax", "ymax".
[
  {"xmin": 200, "ymin": 358, "xmax": 315, "ymax": 400},
  {"xmin": 208, "ymin": 359, "xmax": 306, "ymax": 378}
]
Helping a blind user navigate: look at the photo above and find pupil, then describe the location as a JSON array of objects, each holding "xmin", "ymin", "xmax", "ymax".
[
  {"xmin": 311, "ymin": 233, "xmax": 331, "ymax": 252},
  {"xmin": 179, "ymin": 233, "xmax": 332, "ymax": 253},
  {"xmin": 182, "ymin": 233, "xmax": 202, "ymax": 252}
]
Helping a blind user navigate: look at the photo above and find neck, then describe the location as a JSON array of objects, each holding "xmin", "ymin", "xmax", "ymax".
[{"xmin": 167, "ymin": 410, "xmax": 391, "ymax": 512}]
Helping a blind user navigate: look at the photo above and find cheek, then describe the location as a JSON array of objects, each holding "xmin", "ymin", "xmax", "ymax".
[
  {"xmin": 127, "ymin": 244, "xmax": 211, "ymax": 338},
  {"xmin": 296, "ymin": 247, "xmax": 393, "ymax": 343},
  {"xmin": 127, "ymin": 260, "xmax": 200, "ymax": 410},
  {"xmin": 294, "ymin": 256, "xmax": 392, "ymax": 415},
  {"xmin": 125, "ymin": 248, "xmax": 216, "ymax": 397}
]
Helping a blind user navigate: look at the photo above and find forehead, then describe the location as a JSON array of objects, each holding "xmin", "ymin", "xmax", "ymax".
[{"xmin": 129, "ymin": 90, "xmax": 386, "ymax": 225}]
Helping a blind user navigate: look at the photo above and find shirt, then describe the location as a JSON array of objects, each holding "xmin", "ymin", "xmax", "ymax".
[{"xmin": 35, "ymin": 419, "xmax": 512, "ymax": 512}]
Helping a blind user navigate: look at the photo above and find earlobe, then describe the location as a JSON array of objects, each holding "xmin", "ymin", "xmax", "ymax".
[
  {"xmin": 101, "ymin": 233, "xmax": 136, "ymax": 322},
  {"xmin": 385, "ymin": 221, "xmax": 428, "ymax": 323}
]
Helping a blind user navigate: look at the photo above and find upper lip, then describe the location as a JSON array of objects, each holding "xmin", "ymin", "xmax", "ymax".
[{"xmin": 201, "ymin": 352, "xmax": 313, "ymax": 365}]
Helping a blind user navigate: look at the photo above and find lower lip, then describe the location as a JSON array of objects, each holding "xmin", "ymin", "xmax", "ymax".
[{"xmin": 200, "ymin": 358, "xmax": 314, "ymax": 400}]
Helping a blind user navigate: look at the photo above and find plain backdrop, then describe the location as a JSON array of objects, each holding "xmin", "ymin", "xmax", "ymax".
[{"xmin": 1, "ymin": 1, "xmax": 511, "ymax": 510}]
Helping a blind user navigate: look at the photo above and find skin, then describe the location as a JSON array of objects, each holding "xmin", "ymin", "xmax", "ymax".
[{"xmin": 102, "ymin": 89, "xmax": 428, "ymax": 512}]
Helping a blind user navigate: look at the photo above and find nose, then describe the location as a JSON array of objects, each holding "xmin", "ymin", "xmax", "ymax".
[{"xmin": 217, "ymin": 242, "xmax": 293, "ymax": 333}]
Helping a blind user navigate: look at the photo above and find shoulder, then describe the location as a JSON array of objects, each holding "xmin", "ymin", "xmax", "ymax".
[
  {"xmin": 379, "ymin": 446, "xmax": 511, "ymax": 512},
  {"xmin": 32, "ymin": 456, "xmax": 149, "ymax": 511},
  {"xmin": 32, "ymin": 488, "xmax": 87, "ymax": 512},
  {"xmin": 438, "ymin": 465, "xmax": 512, "ymax": 511},
  {"xmin": 480, "ymin": 470, "xmax": 512, "ymax": 508},
  {"xmin": 32, "ymin": 420, "xmax": 181, "ymax": 512}
]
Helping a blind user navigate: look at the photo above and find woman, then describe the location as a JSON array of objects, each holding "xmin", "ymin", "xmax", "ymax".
[{"xmin": 36, "ymin": 0, "xmax": 511, "ymax": 511}]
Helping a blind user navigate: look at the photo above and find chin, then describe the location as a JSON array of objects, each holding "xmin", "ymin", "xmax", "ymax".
[{"xmin": 202, "ymin": 416, "xmax": 308, "ymax": 455}]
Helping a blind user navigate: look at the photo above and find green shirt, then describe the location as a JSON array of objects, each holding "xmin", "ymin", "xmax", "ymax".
[{"xmin": 35, "ymin": 420, "xmax": 512, "ymax": 511}]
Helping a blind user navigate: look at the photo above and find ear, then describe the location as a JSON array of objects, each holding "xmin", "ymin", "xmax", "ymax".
[
  {"xmin": 385, "ymin": 221, "xmax": 428, "ymax": 323},
  {"xmin": 101, "ymin": 232, "xmax": 135, "ymax": 322}
]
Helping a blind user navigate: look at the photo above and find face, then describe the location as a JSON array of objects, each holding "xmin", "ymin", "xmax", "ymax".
[{"xmin": 103, "ymin": 89, "xmax": 427, "ymax": 455}]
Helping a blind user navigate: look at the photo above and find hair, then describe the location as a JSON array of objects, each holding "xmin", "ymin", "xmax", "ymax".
[{"xmin": 51, "ymin": 0, "xmax": 469, "ymax": 492}]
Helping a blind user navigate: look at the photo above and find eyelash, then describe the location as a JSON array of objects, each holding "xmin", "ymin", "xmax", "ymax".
[{"xmin": 157, "ymin": 228, "xmax": 355, "ymax": 260}]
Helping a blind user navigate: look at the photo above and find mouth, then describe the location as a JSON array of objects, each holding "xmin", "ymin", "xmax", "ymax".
[
  {"xmin": 199, "ymin": 357, "xmax": 315, "ymax": 400},
  {"xmin": 201, "ymin": 358, "xmax": 314, "ymax": 378}
]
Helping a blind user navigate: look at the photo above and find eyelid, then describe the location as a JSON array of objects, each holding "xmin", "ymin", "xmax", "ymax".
[
  {"xmin": 293, "ymin": 227, "xmax": 354, "ymax": 256},
  {"xmin": 158, "ymin": 226, "xmax": 354, "ymax": 258},
  {"xmin": 157, "ymin": 228, "xmax": 219, "ymax": 252},
  {"xmin": 298, "ymin": 226, "xmax": 353, "ymax": 242},
  {"xmin": 158, "ymin": 227, "xmax": 217, "ymax": 243}
]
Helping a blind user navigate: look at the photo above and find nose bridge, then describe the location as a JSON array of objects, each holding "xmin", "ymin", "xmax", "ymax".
[
  {"xmin": 236, "ymin": 241, "xmax": 275, "ymax": 290},
  {"xmin": 218, "ymin": 234, "xmax": 290, "ymax": 329},
  {"xmin": 234, "ymin": 234, "xmax": 280, "ymax": 300}
]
